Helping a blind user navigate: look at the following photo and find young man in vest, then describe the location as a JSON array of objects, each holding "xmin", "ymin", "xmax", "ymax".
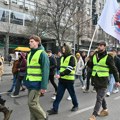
[
  {"xmin": 88, "ymin": 41, "xmax": 120, "ymax": 120},
  {"xmin": 24, "ymin": 35, "xmax": 49, "ymax": 120},
  {"xmin": 47, "ymin": 43, "xmax": 78, "ymax": 115}
]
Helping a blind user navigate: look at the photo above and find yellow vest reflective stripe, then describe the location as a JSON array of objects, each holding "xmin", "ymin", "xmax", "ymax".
[
  {"xmin": 60, "ymin": 55, "xmax": 76, "ymax": 80},
  {"xmin": 92, "ymin": 54, "xmax": 109, "ymax": 77},
  {"xmin": 26, "ymin": 50, "xmax": 43, "ymax": 81}
]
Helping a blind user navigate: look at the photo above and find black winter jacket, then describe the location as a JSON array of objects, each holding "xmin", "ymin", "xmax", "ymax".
[{"xmin": 88, "ymin": 50, "xmax": 119, "ymax": 88}]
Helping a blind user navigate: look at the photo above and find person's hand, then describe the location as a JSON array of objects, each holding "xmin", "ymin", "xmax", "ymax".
[
  {"xmin": 85, "ymin": 57, "xmax": 90, "ymax": 62},
  {"xmin": 40, "ymin": 89, "xmax": 46, "ymax": 94},
  {"xmin": 94, "ymin": 48, "xmax": 98, "ymax": 52},
  {"xmin": 55, "ymin": 74, "xmax": 60, "ymax": 79},
  {"xmin": 115, "ymin": 82, "xmax": 120, "ymax": 87}
]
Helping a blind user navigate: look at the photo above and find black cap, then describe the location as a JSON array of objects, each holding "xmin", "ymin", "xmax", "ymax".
[{"xmin": 98, "ymin": 41, "xmax": 106, "ymax": 46}]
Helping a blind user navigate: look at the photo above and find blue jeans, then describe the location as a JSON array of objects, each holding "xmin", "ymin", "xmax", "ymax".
[
  {"xmin": 53, "ymin": 81, "xmax": 78, "ymax": 111},
  {"xmin": 107, "ymin": 74, "xmax": 115, "ymax": 93},
  {"xmin": 9, "ymin": 73, "xmax": 18, "ymax": 92},
  {"xmin": 75, "ymin": 75, "xmax": 85, "ymax": 87}
]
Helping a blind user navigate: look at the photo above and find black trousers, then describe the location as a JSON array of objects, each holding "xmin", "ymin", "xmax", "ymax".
[
  {"xmin": 49, "ymin": 75, "xmax": 58, "ymax": 93},
  {"xmin": 86, "ymin": 70, "xmax": 92, "ymax": 90}
]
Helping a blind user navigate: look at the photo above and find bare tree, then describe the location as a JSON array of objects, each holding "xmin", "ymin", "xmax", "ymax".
[
  {"xmin": 73, "ymin": 0, "xmax": 92, "ymax": 50},
  {"xmin": 26, "ymin": 1, "xmax": 48, "ymax": 37},
  {"xmin": 46, "ymin": 0, "xmax": 82, "ymax": 47}
]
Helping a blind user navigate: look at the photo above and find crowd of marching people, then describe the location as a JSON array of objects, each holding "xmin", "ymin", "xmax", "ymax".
[{"xmin": 0, "ymin": 35, "xmax": 120, "ymax": 120}]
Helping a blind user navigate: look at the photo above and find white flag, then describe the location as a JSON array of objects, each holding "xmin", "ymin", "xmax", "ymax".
[{"xmin": 98, "ymin": 0, "xmax": 120, "ymax": 41}]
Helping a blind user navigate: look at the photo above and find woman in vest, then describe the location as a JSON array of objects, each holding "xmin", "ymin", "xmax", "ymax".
[{"xmin": 47, "ymin": 44, "xmax": 79, "ymax": 115}]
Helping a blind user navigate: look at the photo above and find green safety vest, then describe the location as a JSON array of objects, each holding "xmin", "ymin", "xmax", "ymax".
[
  {"xmin": 26, "ymin": 50, "xmax": 43, "ymax": 81},
  {"xmin": 92, "ymin": 54, "xmax": 109, "ymax": 77},
  {"xmin": 60, "ymin": 55, "xmax": 76, "ymax": 80}
]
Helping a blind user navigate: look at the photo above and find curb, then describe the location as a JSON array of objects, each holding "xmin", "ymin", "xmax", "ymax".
[{"xmin": 3, "ymin": 73, "xmax": 12, "ymax": 76}]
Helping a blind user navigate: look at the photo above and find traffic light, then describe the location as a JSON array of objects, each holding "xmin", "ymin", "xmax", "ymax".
[
  {"xmin": 92, "ymin": 14, "xmax": 98, "ymax": 25},
  {"xmin": 117, "ymin": 0, "xmax": 120, "ymax": 2}
]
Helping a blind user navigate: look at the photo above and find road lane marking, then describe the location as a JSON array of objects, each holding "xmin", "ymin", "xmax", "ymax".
[
  {"xmin": 0, "ymin": 92, "xmax": 8, "ymax": 95},
  {"xmin": 68, "ymin": 105, "xmax": 94, "ymax": 117},
  {"xmin": 114, "ymin": 96, "xmax": 120, "ymax": 100}
]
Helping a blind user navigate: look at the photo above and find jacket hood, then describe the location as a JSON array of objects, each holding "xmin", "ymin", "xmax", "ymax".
[
  {"xmin": 38, "ymin": 44, "xmax": 45, "ymax": 50},
  {"xmin": 62, "ymin": 44, "xmax": 72, "ymax": 56}
]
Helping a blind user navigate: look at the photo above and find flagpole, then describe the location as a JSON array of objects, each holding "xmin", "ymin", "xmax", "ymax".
[
  {"xmin": 87, "ymin": 24, "xmax": 99, "ymax": 57},
  {"xmin": 83, "ymin": 24, "xmax": 99, "ymax": 67}
]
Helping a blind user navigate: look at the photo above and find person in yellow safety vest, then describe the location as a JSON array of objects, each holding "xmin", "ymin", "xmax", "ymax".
[
  {"xmin": 47, "ymin": 43, "xmax": 79, "ymax": 115},
  {"xmin": 24, "ymin": 35, "xmax": 49, "ymax": 120},
  {"xmin": 88, "ymin": 41, "xmax": 120, "ymax": 120}
]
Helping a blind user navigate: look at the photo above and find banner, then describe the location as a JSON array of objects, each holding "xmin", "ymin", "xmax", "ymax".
[{"xmin": 98, "ymin": 0, "xmax": 120, "ymax": 41}]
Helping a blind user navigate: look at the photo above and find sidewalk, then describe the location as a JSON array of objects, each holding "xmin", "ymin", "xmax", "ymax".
[{"xmin": 3, "ymin": 63, "xmax": 12, "ymax": 76}]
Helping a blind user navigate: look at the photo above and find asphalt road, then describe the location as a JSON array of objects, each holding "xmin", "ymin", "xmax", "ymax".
[{"xmin": 0, "ymin": 75, "xmax": 120, "ymax": 120}]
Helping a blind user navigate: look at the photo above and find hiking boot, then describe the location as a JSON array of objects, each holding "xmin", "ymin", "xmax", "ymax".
[
  {"xmin": 4, "ymin": 109, "xmax": 13, "ymax": 120},
  {"xmin": 47, "ymin": 109, "xmax": 58, "ymax": 115},
  {"xmin": 99, "ymin": 109, "xmax": 108, "ymax": 116},
  {"xmin": 71, "ymin": 106, "xmax": 78, "ymax": 111},
  {"xmin": 88, "ymin": 115, "xmax": 96, "ymax": 120}
]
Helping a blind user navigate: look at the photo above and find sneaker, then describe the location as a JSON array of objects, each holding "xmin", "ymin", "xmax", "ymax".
[
  {"xmin": 113, "ymin": 88, "xmax": 119, "ymax": 94},
  {"xmin": 81, "ymin": 86, "xmax": 85, "ymax": 90},
  {"xmin": 67, "ymin": 96, "xmax": 71, "ymax": 101},
  {"xmin": 47, "ymin": 109, "xmax": 58, "ymax": 115},
  {"xmin": 99, "ymin": 109, "xmax": 109, "ymax": 117},
  {"xmin": 4, "ymin": 109, "xmax": 13, "ymax": 120},
  {"xmin": 71, "ymin": 106, "xmax": 78, "ymax": 111},
  {"xmin": 106, "ymin": 92, "xmax": 110, "ymax": 97},
  {"xmin": 51, "ymin": 96, "xmax": 56, "ymax": 100},
  {"xmin": 11, "ymin": 94, "xmax": 19, "ymax": 98},
  {"xmin": 88, "ymin": 115, "xmax": 96, "ymax": 120},
  {"xmin": 91, "ymin": 89, "xmax": 96, "ymax": 93},
  {"xmin": 83, "ymin": 89, "xmax": 89, "ymax": 93},
  {"xmin": 20, "ymin": 88, "xmax": 26, "ymax": 91}
]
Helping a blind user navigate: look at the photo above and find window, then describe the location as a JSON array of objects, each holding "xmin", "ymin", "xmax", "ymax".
[
  {"xmin": 11, "ymin": 0, "xmax": 17, "ymax": 4},
  {"xmin": 17, "ymin": 0, "xmax": 24, "ymax": 5},
  {"xmin": 87, "ymin": 8, "xmax": 90, "ymax": 15},
  {"xmin": 24, "ymin": 14, "xmax": 34, "ymax": 26},
  {"xmin": 0, "ymin": 8, "xmax": 9, "ymax": 22},
  {"xmin": 86, "ymin": 0, "xmax": 91, "ymax": 3},
  {"xmin": 10, "ymin": 11, "xmax": 23, "ymax": 25}
]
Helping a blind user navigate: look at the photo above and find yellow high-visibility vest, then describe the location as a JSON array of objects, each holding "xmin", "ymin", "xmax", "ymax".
[
  {"xmin": 92, "ymin": 54, "xmax": 109, "ymax": 77},
  {"xmin": 26, "ymin": 50, "xmax": 43, "ymax": 81},
  {"xmin": 60, "ymin": 55, "xmax": 76, "ymax": 80}
]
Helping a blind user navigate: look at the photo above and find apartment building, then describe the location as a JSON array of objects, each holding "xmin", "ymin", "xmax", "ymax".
[{"xmin": 0, "ymin": 0, "xmax": 55, "ymax": 58}]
